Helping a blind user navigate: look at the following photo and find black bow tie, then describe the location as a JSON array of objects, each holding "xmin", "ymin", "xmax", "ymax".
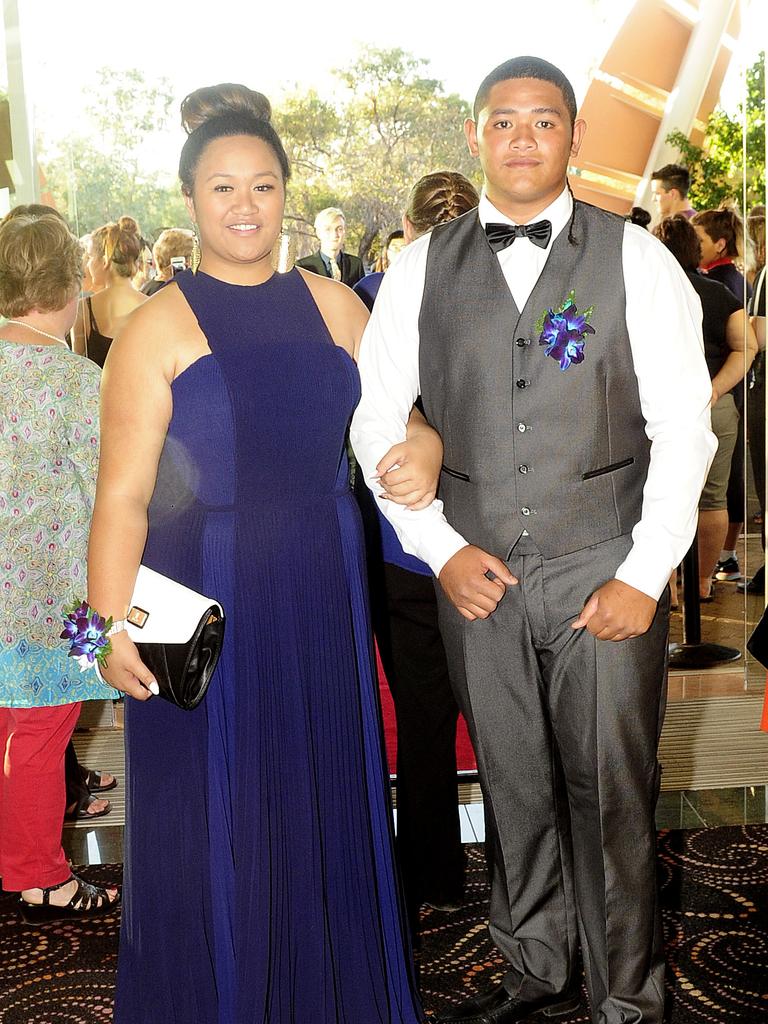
[{"xmin": 484, "ymin": 220, "xmax": 552, "ymax": 252}]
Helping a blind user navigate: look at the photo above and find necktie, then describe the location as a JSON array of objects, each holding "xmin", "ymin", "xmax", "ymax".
[
  {"xmin": 484, "ymin": 220, "xmax": 552, "ymax": 253},
  {"xmin": 329, "ymin": 257, "xmax": 341, "ymax": 281}
]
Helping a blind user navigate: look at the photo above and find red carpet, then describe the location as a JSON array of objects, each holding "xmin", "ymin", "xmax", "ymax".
[{"xmin": 376, "ymin": 647, "xmax": 477, "ymax": 773}]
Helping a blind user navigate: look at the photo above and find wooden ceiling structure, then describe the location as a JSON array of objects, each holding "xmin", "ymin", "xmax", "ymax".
[{"xmin": 569, "ymin": 0, "xmax": 743, "ymax": 214}]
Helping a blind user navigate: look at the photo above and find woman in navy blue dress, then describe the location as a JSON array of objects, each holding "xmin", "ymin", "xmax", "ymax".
[{"xmin": 87, "ymin": 84, "xmax": 429, "ymax": 1023}]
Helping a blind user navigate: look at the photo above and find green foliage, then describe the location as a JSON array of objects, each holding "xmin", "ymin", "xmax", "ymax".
[
  {"xmin": 282, "ymin": 47, "xmax": 480, "ymax": 260},
  {"xmin": 39, "ymin": 69, "xmax": 186, "ymax": 239},
  {"xmin": 38, "ymin": 49, "xmax": 481, "ymax": 257},
  {"xmin": 665, "ymin": 51, "xmax": 765, "ymax": 211}
]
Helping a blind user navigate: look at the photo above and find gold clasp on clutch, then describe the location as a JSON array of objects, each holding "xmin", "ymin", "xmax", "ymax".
[{"xmin": 128, "ymin": 606, "xmax": 150, "ymax": 629}]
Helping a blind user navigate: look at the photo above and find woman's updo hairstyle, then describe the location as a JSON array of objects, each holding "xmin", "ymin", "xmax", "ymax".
[
  {"xmin": 653, "ymin": 214, "xmax": 702, "ymax": 272},
  {"xmin": 405, "ymin": 171, "xmax": 480, "ymax": 238},
  {"xmin": 178, "ymin": 83, "xmax": 290, "ymax": 196},
  {"xmin": 92, "ymin": 216, "xmax": 142, "ymax": 278}
]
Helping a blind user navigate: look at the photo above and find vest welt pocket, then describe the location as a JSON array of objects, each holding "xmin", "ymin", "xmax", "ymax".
[
  {"xmin": 582, "ymin": 457, "xmax": 635, "ymax": 481},
  {"xmin": 441, "ymin": 465, "xmax": 471, "ymax": 482}
]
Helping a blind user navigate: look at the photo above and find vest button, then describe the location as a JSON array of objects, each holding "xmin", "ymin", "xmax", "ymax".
[
  {"xmin": 515, "ymin": 338, "xmax": 529, "ymax": 347},
  {"xmin": 521, "ymin": 507, "xmax": 531, "ymax": 516},
  {"xmin": 519, "ymin": 465, "xmax": 529, "ymax": 474},
  {"xmin": 516, "ymin": 379, "xmax": 530, "ymax": 389},
  {"xmin": 517, "ymin": 422, "xmax": 527, "ymax": 433}
]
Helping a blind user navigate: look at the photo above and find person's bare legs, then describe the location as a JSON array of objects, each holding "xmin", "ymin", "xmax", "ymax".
[
  {"xmin": 724, "ymin": 522, "xmax": 742, "ymax": 550},
  {"xmin": 699, "ymin": 509, "xmax": 729, "ymax": 597}
]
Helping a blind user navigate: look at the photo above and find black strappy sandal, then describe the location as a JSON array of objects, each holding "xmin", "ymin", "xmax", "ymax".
[
  {"xmin": 64, "ymin": 792, "xmax": 112, "ymax": 821},
  {"xmin": 18, "ymin": 872, "xmax": 120, "ymax": 925},
  {"xmin": 80, "ymin": 767, "xmax": 118, "ymax": 793}
]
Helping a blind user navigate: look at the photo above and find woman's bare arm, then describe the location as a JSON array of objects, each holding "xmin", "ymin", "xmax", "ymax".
[
  {"xmin": 73, "ymin": 300, "xmax": 87, "ymax": 356},
  {"xmin": 377, "ymin": 406, "xmax": 443, "ymax": 510},
  {"xmin": 711, "ymin": 309, "xmax": 758, "ymax": 402},
  {"xmin": 87, "ymin": 297, "xmax": 180, "ymax": 698}
]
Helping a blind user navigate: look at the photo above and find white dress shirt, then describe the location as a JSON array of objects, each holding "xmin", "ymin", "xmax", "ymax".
[{"xmin": 349, "ymin": 187, "xmax": 717, "ymax": 601}]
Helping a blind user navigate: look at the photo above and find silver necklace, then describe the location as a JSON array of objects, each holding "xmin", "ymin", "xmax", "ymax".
[{"xmin": 4, "ymin": 319, "xmax": 68, "ymax": 346}]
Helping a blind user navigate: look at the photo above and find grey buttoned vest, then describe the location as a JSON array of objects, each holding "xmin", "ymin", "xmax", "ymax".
[{"xmin": 418, "ymin": 200, "xmax": 650, "ymax": 561}]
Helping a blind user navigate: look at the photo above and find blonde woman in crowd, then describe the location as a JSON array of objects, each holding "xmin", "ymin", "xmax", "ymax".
[
  {"xmin": 0, "ymin": 207, "xmax": 118, "ymax": 923},
  {"xmin": 79, "ymin": 233, "xmax": 103, "ymax": 297},
  {"xmin": 73, "ymin": 215, "xmax": 147, "ymax": 367},
  {"xmin": 141, "ymin": 227, "xmax": 194, "ymax": 296}
]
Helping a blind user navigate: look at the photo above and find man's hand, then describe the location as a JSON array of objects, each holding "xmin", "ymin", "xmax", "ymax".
[
  {"xmin": 438, "ymin": 546, "xmax": 518, "ymax": 621},
  {"xmin": 571, "ymin": 578, "xmax": 658, "ymax": 641}
]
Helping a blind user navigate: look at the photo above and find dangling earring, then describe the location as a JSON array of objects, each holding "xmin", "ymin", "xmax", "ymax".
[
  {"xmin": 191, "ymin": 227, "xmax": 202, "ymax": 274},
  {"xmin": 271, "ymin": 226, "xmax": 296, "ymax": 273}
]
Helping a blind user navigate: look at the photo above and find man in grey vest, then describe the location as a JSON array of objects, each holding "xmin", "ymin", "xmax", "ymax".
[{"xmin": 351, "ymin": 57, "xmax": 716, "ymax": 1024}]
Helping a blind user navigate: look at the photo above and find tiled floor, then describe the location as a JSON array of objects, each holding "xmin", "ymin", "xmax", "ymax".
[{"xmin": 656, "ymin": 783, "xmax": 768, "ymax": 829}]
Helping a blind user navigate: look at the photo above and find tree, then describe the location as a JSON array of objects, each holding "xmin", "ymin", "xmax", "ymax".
[
  {"xmin": 37, "ymin": 50, "xmax": 482, "ymax": 258},
  {"xmin": 276, "ymin": 48, "xmax": 480, "ymax": 261},
  {"xmin": 39, "ymin": 69, "xmax": 187, "ymax": 238},
  {"xmin": 666, "ymin": 52, "xmax": 765, "ymax": 211}
]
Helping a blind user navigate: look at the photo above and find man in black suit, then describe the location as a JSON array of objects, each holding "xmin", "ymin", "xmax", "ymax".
[{"xmin": 297, "ymin": 207, "xmax": 365, "ymax": 287}]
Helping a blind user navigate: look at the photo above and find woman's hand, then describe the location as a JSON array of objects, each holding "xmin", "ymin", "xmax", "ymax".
[
  {"xmin": 376, "ymin": 427, "xmax": 443, "ymax": 510},
  {"xmin": 98, "ymin": 630, "xmax": 159, "ymax": 701}
]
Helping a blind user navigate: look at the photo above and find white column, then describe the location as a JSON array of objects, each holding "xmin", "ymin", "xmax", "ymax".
[
  {"xmin": 3, "ymin": 0, "xmax": 38, "ymax": 205},
  {"xmin": 635, "ymin": 0, "xmax": 737, "ymax": 209}
]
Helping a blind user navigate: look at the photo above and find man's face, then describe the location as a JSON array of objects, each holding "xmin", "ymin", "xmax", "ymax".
[
  {"xmin": 317, "ymin": 215, "xmax": 346, "ymax": 255},
  {"xmin": 464, "ymin": 77, "xmax": 585, "ymax": 219},
  {"xmin": 651, "ymin": 180, "xmax": 675, "ymax": 218}
]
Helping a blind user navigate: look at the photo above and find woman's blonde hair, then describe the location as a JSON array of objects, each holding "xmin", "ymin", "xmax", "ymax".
[
  {"xmin": 404, "ymin": 171, "xmax": 480, "ymax": 238},
  {"xmin": 91, "ymin": 215, "xmax": 142, "ymax": 278},
  {"xmin": 0, "ymin": 209, "xmax": 83, "ymax": 317},
  {"xmin": 153, "ymin": 228, "xmax": 194, "ymax": 274}
]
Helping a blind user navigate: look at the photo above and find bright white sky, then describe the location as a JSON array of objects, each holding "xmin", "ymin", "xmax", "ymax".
[{"xmin": 5, "ymin": 0, "xmax": 763, "ymax": 178}]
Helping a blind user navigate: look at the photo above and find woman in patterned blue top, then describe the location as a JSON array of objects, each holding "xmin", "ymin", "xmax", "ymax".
[{"xmin": 0, "ymin": 208, "xmax": 118, "ymax": 923}]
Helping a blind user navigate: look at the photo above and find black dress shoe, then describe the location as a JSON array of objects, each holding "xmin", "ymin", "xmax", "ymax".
[{"xmin": 434, "ymin": 982, "xmax": 582, "ymax": 1023}]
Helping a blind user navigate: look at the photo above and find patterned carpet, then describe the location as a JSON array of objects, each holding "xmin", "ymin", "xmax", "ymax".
[
  {"xmin": 0, "ymin": 826, "xmax": 766, "ymax": 1022},
  {"xmin": 420, "ymin": 828, "xmax": 768, "ymax": 1022}
]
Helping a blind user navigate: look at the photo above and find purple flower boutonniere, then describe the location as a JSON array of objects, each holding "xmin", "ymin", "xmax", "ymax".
[
  {"xmin": 535, "ymin": 291, "xmax": 596, "ymax": 371},
  {"xmin": 61, "ymin": 601, "xmax": 113, "ymax": 672}
]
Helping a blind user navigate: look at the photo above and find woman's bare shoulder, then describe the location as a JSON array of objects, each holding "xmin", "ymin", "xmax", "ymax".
[
  {"xmin": 107, "ymin": 280, "xmax": 206, "ymax": 380},
  {"xmin": 117, "ymin": 281, "xmax": 195, "ymax": 336}
]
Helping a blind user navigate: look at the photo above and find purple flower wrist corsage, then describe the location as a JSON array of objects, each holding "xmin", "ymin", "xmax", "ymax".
[{"xmin": 61, "ymin": 601, "xmax": 113, "ymax": 672}]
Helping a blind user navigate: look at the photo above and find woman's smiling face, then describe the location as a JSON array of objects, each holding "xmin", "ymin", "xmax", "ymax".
[{"xmin": 185, "ymin": 133, "xmax": 285, "ymax": 281}]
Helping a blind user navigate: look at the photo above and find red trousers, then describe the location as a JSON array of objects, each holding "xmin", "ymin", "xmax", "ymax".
[{"xmin": 0, "ymin": 702, "xmax": 81, "ymax": 891}]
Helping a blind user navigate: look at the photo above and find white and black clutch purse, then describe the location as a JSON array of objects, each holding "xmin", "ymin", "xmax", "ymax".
[{"xmin": 124, "ymin": 566, "xmax": 225, "ymax": 710}]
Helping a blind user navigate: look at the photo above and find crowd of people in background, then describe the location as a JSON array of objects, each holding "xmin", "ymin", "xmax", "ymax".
[
  {"xmin": 0, "ymin": 65, "xmax": 765, "ymax": 1024},
  {"xmin": 65, "ymin": 163, "xmax": 765, "ymax": 615}
]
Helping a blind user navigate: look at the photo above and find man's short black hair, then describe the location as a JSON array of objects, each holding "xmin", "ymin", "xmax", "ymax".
[
  {"xmin": 473, "ymin": 56, "xmax": 577, "ymax": 126},
  {"xmin": 650, "ymin": 164, "xmax": 690, "ymax": 198}
]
